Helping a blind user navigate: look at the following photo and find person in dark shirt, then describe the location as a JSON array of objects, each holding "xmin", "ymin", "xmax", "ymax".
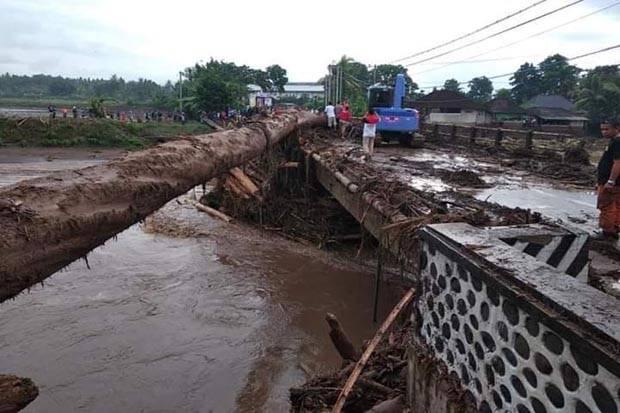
[{"xmin": 595, "ymin": 118, "xmax": 620, "ymax": 241}]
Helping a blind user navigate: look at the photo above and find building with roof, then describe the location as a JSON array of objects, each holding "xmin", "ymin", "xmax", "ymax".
[
  {"xmin": 523, "ymin": 95, "xmax": 589, "ymax": 131},
  {"xmin": 247, "ymin": 82, "xmax": 324, "ymax": 108},
  {"xmin": 485, "ymin": 98, "xmax": 525, "ymax": 122},
  {"xmin": 279, "ymin": 82, "xmax": 324, "ymax": 100},
  {"xmin": 411, "ymin": 90, "xmax": 492, "ymax": 124}
]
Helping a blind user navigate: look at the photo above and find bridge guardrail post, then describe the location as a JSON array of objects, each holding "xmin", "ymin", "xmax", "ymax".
[
  {"xmin": 525, "ymin": 130, "xmax": 533, "ymax": 150},
  {"xmin": 470, "ymin": 127, "xmax": 477, "ymax": 145},
  {"xmin": 495, "ymin": 128, "xmax": 503, "ymax": 147}
]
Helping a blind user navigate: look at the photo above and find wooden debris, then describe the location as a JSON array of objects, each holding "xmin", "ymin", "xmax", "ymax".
[
  {"xmin": 193, "ymin": 202, "xmax": 233, "ymax": 223},
  {"xmin": 229, "ymin": 167, "xmax": 260, "ymax": 195},
  {"xmin": 279, "ymin": 161, "xmax": 300, "ymax": 168},
  {"xmin": 223, "ymin": 176, "xmax": 251, "ymax": 199},
  {"xmin": 331, "ymin": 288, "xmax": 415, "ymax": 413},
  {"xmin": 326, "ymin": 313, "xmax": 359, "ymax": 362}
]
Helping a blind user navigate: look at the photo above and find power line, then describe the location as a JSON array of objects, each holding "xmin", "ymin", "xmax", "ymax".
[
  {"xmin": 417, "ymin": 43, "xmax": 620, "ymax": 90},
  {"xmin": 415, "ymin": 1, "xmax": 620, "ymax": 76},
  {"xmin": 390, "ymin": 0, "xmax": 549, "ymax": 64},
  {"xmin": 425, "ymin": 55, "xmax": 547, "ymax": 65},
  {"xmin": 404, "ymin": 0, "xmax": 584, "ymax": 68}
]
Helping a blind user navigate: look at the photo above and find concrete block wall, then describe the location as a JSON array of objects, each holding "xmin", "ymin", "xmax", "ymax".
[{"xmin": 411, "ymin": 223, "xmax": 620, "ymax": 413}]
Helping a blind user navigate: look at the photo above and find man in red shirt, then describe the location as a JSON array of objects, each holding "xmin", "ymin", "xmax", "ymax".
[{"xmin": 339, "ymin": 105, "xmax": 352, "ymax": 123}]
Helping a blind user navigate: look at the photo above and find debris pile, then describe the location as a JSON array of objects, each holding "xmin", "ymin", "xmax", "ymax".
[
  {"xmin": 563, "ymin": 144, "xmax": 591, "ymax": 165},
  {"xmin": 202, "ymin": 137, "xmax": 361, "ymax": 247},
  {"xmin": 436, "ymin": 169, "xmax": 489, "ymax": 188},
  {"xmin": 290, "ymin": 323, "xmax": 409, "ymax": 412},
  {"xmin": 0, "ymin": 375, "xmax": 38, "ymax": 413},
  {"xmin": 290, "ymin": 290, "xmax": 415, "ymax": 413}
]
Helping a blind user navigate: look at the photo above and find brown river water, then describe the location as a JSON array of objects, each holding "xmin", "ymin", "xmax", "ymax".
[{"xmin": 0, "ymin": 149, "xmax": 401, "ymax": 413}]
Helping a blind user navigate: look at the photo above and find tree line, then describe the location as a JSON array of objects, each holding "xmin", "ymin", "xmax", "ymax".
[
  {"xmin": 328, "ymin": 54, "xmax": 619, "ymax": 124},
  {"xmin": 0, "ymin": 59, "xmax": 289, "ymax": 116},
  {"xmin": 2, "ymin": 54, "xmax": 618, "ymax": 124},
  {"xmin": 0, "ymin": 73, "xmax": 177, "ymax": 107}
]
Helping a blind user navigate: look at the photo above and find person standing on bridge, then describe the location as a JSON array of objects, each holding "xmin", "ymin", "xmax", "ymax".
[
  {"xmin": 334, "ymin": 101, "xmax": 343, "ymax": 126},
  {"xmin": 324, "ymin": 102, "xmax": 336, "ymax": 129},
  {"xmin": 339, "ymin": 105, "xmax": 352, "ymax": 123},
  {"xmin": 595, "ymin": 118, "xmax": 620, "ymax": 241},
  {"xmin": 362, "ymin": 108, "xmax": 380, "ymax": 159}
]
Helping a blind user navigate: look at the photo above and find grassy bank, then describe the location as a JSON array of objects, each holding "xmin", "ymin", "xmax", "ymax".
[{"xmin": 0, "ymin": 118, "xmax": 213, "ymax": 148}]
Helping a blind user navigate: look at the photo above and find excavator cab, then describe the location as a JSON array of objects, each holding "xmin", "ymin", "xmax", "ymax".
[{"xmin": 368, "ymin": 85, "xmax": 393, "ymax": 108}]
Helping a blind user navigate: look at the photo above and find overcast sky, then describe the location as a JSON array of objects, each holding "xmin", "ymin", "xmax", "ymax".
[{"xmin": 1, "ymin": 0, "xmax": 618, "ymax": 91}]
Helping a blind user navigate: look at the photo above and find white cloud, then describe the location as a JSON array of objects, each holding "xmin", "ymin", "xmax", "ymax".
[{"xmin": 0, "ymin": 0, "xmax": 618, "ymax": 89}]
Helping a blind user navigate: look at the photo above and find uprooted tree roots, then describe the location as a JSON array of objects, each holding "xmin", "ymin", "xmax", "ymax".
[{"xmin": 202, "ymin": 135, "xmax": 361, "ymax": 247}]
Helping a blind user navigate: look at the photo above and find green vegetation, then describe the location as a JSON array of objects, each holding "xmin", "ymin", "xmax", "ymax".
[
  {"xmin": 0, "ymin": 73, "xmax": 176, "ymax": 109},
  {"xmin": 443, "ymin": 78, "xmax": 461, "ymax": 93},
  {"xmin": 466, "ymin": 76, "xmax": 493, "ymax": 102},
  {"xmin": 322, "ymin": 56, "xmax": 419, "ymax": 115},
  {"xmin": 182, "ymin": 59, "xmax": 288, "ymax": 116},
  {"xmin": 508, "ymin": 55, "xmax": 581, "ymax": 103},
  {"xmin": 0, "ymin": 118, "xmax": 212, "ymax": 148},
  {"xmin": 575, "ymin": 65, "xmax": 620, "ymax": 125}
]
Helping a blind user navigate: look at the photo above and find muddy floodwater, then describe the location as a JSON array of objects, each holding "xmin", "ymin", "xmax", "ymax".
[
  {"xmin": 374, "ymin": 146, "xmax": 598, "ymax": 233},
  {"xmin": 0, "ymin": 149, "xmax": 401, "ymax": 412}
]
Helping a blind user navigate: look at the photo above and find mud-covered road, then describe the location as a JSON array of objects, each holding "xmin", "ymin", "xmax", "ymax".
[
  {"xmin": 0, "ymin": 151, "xmax": 401, "ymax": 412},
  {"xmin": 371, "ymin": 145, "xmax": 599, "ymax": 233}
]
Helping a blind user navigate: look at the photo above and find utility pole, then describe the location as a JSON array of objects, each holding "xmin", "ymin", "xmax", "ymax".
[
  {"xmin": 178, "ymin": 72, "xmax": 183, "ymax": 112},
  {"xmin": 339, "ymin": 64, "xmax": 343, "ymax": 102}
]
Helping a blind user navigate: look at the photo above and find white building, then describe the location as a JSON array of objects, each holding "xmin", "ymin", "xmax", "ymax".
[{"xmin": 247, "ymin": 82, "xmax": 324, "ymax": 107}]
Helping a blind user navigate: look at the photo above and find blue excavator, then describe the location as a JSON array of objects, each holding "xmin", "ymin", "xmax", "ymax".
[{"xmin": 368, "ymin": 73, "xmax": 421, "ymax": 147}]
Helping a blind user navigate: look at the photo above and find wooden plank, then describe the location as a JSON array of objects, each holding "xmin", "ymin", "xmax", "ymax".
[{"xmin": 331, "ymin": 288, "xmax": 416, "ymax": 413}]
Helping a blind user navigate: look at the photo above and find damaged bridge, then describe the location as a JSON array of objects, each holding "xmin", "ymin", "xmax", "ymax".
[
  {"xmin": 1, "ymin": 112, "xmax": 619, "ymax": 413},
  {"xmin": 297, "ymin": 126, "xmax": 620, "ymax": 413}
]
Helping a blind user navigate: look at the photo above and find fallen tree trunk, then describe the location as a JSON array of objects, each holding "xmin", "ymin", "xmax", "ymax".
[
  {"xmin": 0, "ymin": 111, "xmax": 322, "ymax": 302},
  {"xmin": 0, "ymin": 375, "xmax": 38, "ymax": 413}
]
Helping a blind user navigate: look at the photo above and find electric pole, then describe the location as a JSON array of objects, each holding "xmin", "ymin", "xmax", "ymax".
[{"xmin": 179, "ymin": 72, "xmax": 183, "ymax": 112}]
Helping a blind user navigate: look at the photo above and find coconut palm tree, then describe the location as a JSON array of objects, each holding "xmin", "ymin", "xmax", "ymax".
[{"xmin": 576, "ymin": 73, "xmax": 620, "ymax": 124}]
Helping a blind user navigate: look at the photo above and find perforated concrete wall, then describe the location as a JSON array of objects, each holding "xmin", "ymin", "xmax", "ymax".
[{"xmin": 412, "ymin": 224, "xmax": 620, "ymax": 413}]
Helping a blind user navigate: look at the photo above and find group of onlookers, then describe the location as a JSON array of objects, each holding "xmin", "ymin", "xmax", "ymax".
[{"xmin": 324, "ymin": 101, "xmax": 380, "ymax": 158}]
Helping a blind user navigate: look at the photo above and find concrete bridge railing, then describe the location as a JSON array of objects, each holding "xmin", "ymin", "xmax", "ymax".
[{"xmin": 410, "ymin": 223, "xmax": 620, "ymax": 413}]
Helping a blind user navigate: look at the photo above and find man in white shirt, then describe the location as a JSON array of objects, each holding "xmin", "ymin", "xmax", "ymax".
[{"xmin": 324, "ymin": 102, "xmax": 336, "ymax": 129}]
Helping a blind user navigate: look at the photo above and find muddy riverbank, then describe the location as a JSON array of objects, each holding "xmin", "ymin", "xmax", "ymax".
[{"xmin": 0, "ymin": 150, "xmax": 402, "ymax": 412}]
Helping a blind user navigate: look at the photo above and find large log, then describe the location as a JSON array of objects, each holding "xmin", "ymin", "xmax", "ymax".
[
  {"xmin": 0, "ymin": 375, "xmax": 38, "ymax": 413},
  {"xmin": 0, "ymin": 111, "xmax": 322, "ymax": 302}
]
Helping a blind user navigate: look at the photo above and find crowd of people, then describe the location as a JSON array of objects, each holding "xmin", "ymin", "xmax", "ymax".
[
  {"xmin": 46, "ymin": 104, "xmax": 190, "ymax": 123},
  {"xmin": 324, "ymin": 100, "xmax": 379, "ymax": 159}
]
